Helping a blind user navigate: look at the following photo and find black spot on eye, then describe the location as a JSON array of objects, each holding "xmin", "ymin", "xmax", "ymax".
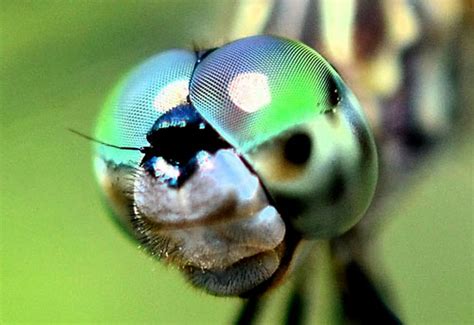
[{"xmin": 283, "ymin": 132, "xmax": 312, "ymax": 165}]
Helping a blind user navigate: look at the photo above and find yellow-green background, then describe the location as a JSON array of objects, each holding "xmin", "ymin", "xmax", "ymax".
[{"xmin": 1, "ymin": 1, "xmax": 472, "ymax": 324}]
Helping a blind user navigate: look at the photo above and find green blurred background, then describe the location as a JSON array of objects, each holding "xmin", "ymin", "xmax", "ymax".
[{"xmin": 1, "ymin": 1, "xmax": 472, "ymax": 324}]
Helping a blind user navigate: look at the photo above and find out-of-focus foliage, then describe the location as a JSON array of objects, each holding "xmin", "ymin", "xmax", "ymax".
[{"xmin": 0, "ymin": 1, "xmax": 472, "ymax": 324}]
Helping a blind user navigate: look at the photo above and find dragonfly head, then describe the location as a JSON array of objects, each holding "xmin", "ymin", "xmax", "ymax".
[{"xmin": 94, "ymin": 35, "xmax": 377, "ymax": 296}]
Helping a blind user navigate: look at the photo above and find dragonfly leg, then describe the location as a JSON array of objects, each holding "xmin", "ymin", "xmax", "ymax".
[
  {"xmin": 283, "ymin": 272, "xmax": 311, "ymax": 325},
  {"xmin": 234, "ymin": 296, "xmax": 266, "ymax": 325},
  {"xmin": 330, "ymin": 231, "xmax": 402, "ymax": 324},
  {"xmin": 283, "ymin": 242, "xmax": 318, "ymax": 325}
]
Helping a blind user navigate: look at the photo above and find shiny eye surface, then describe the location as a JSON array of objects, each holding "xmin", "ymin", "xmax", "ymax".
[
  {"xmin": 190, "ymin": 35, "xmax": 339, "ymax": 152},
  {"xmin": 93, "ymin": 35, "xmax": 378, "ymax": 297},
  {"xmin": 95, "ymin": 49, "xmax": 195, "ymax": 166}
]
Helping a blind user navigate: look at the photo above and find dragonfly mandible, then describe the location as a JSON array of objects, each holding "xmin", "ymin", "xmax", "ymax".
[{"xmin": 88, "ymin": 0, "xmax": 469, "ymax": 324}]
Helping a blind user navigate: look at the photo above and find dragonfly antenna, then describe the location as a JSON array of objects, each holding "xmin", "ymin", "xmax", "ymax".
[{"xmin": 68, "ymin": 128, "xmax": 144, "ymax": 152}]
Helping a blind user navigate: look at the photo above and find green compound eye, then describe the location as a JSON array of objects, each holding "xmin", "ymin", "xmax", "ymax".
[
  {"xmin": 95, "ymin": 49, "xmax": 196, "ymax": 165},
  {"xmin": 190, "ymin": 35, "xmax": 339, "ymax": 153},
  {"xmin": 190, "ymin": 35, "xmax": 377, "ymax": 238}
]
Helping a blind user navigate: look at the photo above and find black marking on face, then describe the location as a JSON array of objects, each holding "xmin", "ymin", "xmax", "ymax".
[
  {"xmin": 283, "ymin": 132, "xmax": 312, "ymax": 165},
  {"xmin": 142, "ymin": 104, "xmax": 230, "ymax": 187}
]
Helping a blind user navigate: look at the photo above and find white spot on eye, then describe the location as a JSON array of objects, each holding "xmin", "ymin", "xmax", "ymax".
[
  {"xmin": 153, "ymin": 79, "xmax": 189, "ymax": 113},
  {"xmin": 228, "ymin": 72, "xmax": 271, "ymax": 113}
]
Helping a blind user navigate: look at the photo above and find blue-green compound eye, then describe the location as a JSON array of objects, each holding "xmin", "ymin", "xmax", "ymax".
[
  {"xmin": 190, "ymin": 35, "xmax": 337, "ymax": 152},
  {"xmin": 95, "ymin": 49, "xmax": 195, "ymax": 165},
  {"xmin": 93, "ymin": 35, "xmax": 378, "ymax": 296}
]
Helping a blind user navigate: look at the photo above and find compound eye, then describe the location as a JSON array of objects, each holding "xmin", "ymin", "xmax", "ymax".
[
  {"xmin": 189, "ymin": 35, "xmax": 340, "ymax": 153},
  {"xmin": 95, "ymin": 49, "xmax": 196, "ymax": 165}
]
